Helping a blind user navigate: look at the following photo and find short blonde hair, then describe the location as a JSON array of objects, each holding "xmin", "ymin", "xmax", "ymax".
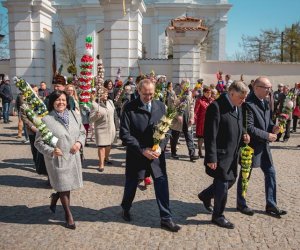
[{"xmin": 228, "ymin": 80, "xmax": 249, "ymax": 95}]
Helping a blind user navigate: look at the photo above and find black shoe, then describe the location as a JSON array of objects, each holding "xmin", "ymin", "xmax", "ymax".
[
  {"xmin": 65, "ymin": 222, "xmax": 76, "ymax": 230},
  {"xmin": 212, "ymin": 216, "xmax": 234, "ymax": 229},
  {"xmin": 49, "ymin": 192, "xmax": 59, "ymax": 213},
  {"xmin": 198, "ymin": 193, "xmax": 213, "ymax": 213},
  {"xmin": 122, "ymin": 209, "xmax": 131, "ymax": 222},
  {"xmin": 237, "ymin": 205, "xmax": 254, "ymax": 216},
  {"xmin": 161, "ymin": 219, "xmax": 181, "ymax": 232},
  {"xmin": 266, "ymin": 205, "xmax": 287, "ymax": 217},
  {"xmin": 171, "ymin": 153, "xmax": 179, "ymax": 159},
  {"xmin": 275, "ymin": 138, "xmax": 280, "ymax": 142},
  {"xmin": 283, "ymin": 138, "xmax": 289, "ymax": 143},
  {"xmin": 190, "ymin": 154, "xmax": 199, "ymax": 162},
  {"xmin": 104, "ymin": 159, "xmax": 112, "ymax": 165}
]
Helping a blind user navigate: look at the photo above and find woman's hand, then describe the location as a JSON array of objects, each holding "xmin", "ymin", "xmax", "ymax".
[
  {"xmin": 70, "ymin": 142, "xmax": 81, "ymax": 154},
  {"xmin": 53, "ymin": 147, "xmax": 63, "ymax": 157}
]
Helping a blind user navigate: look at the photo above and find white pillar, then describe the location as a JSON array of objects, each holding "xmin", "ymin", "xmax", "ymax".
[
  {"xmin": 3, "ymin": 0, "xmax": 56, "ymax": 85},
  {"xmin": 101, "ymin": 0, "xmax": 146, "ymax": 81},
  {"xmin": 168, "ymin": 31, "xmax": 208, "ymax": 84}
]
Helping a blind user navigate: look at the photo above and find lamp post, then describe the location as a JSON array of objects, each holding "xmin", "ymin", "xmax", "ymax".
[{"xmin": 280, "ymin": 31, "xmax": 284, "ymax": 62}]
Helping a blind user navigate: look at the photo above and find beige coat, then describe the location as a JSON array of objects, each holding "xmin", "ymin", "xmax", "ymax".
[
  {"xmin": 169, "ymin": 91, "xmax": 194, "ymax": 132},
  {"xmin": 90, "ymin": 100, "xmax": 116, "ymax": 146},
  {"xmin": 34, "ymin": 110, "xmax": 86, "ymax": 192}
]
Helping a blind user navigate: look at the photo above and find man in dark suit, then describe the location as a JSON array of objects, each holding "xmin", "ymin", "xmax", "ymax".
[
  {"xmin": 236, "ymin": 76, "xmax": 287, "ymax": 217},
  {"xmin": 198, "ymin": 81, "xmax": 250, "ymax": 229},
  {"xmin": 119, "ymin": 79, "xmax": 181, "ymax": 232}
]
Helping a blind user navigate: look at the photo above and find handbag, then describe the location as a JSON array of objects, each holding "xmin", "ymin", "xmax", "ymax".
[{"xmin": 293, "ymin": 106, "xmax": 300, "ymax": 117}]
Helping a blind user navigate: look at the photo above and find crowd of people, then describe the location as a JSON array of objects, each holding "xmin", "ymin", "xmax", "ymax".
[{"xmin": 0, "ymin": 72, "xmax": 299, "ymax": 232}]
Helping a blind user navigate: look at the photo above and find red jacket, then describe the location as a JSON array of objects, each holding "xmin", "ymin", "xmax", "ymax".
[{"xmin": 194, "ymin": 96, "xmax": 213, "ymax": 137}]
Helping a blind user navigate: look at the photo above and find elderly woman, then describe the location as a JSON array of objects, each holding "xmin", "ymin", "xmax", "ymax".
[
  {"xmin": 90, "ymin": 87, "xmax": 116, "ymax": 172},
  {"xmin": 35, "ymin": 90, "xmax": 86, "ymax": 229}
]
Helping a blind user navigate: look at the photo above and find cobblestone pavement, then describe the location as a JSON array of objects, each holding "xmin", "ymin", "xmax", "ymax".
[{"xmin": 0, "ymin": 116, "xmax": 300, "ymax": 249}]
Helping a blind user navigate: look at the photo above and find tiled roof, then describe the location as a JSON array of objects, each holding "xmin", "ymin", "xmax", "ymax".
[
  {"xmin": 168, "ymin": 26, "xmax": 207, "ymax": 31},
  {"xmin": 172, "ymin": 17, "xmax": 201, "ymax": 22},
  {"xmin": 168, "ymin": 16, "xmax": 208, "ymax": 32}
]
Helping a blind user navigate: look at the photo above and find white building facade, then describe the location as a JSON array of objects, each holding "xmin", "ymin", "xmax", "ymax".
[{"xmin": 3, "ymin": 0, "xmax": 231, "ymax": 85}]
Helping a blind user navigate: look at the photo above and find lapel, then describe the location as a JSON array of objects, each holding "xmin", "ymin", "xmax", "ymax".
[
  {"xmin": 149, "ymin": 100, "xmax": 162, "ymax": 125},
  {"xmin": 252, "ymin": 94, "xmax": 268, "ymax": 130},
  {"xmin": 222, "ymin": 94, "xmax": 238, "ymax": 119},
  {"xmin": 137, "ymin": 98, "xmax": 151, "ymax": 114}
]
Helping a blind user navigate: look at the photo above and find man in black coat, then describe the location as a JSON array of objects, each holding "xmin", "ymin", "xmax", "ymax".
[
  {"xmin": 198, "ymin": 81, "xmax": 250, "ymax": 229},
  {"xmin": 236, "ymin": 76, "xmax": 287, "ymax": 217},
  {"xmin": 0, "ymin": 75, "xmax": 13, "ymax": 123},
  {"xmin": 119, "ymin": 79, "xmax": 180, "ymax": 232}
]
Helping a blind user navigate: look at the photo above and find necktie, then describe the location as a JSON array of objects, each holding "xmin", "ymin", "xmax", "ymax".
[
  {"xmin": 261, "ymin": 101, "xmax": 265, "ymax": 110},
  {"xmin": 146, "ymin": 103, "xmax": 151, "ymax": 112}
]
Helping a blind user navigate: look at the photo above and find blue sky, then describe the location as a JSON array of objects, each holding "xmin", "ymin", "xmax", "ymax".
[
  {"xmin": 227, "ymin": 0, "xmax": 300, "ymax": 59},
  {"xmin": 1, "ymin": 1, "xmax": 300, "ymax": 60}
]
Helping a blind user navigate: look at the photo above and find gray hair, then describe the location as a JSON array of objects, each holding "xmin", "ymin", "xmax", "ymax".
[
  {"xmin": 138, "ymin": 78, "xmax": 155, "ymax": 90},
  {"xmin": 228, "ymin": 80, "xmax": 249, "ymax": 94}
]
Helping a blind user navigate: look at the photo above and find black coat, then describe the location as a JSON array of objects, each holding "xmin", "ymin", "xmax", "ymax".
[
  {"xmin": 244, "ymin": 92, "xmax": 274, "ymax": 168},
  {"xmin": 120, "ymin": 97, "xmax": 167, "ymax": 179},
  {"xmin": 0, "ymin": 83, "xmax": 13, "ymax": 103},
  {"xmin": 204, "ymin": 94, "xmax": 243, "ymax": 181}
]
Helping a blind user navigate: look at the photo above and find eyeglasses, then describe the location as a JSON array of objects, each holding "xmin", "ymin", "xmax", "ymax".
[{"xmin": 257, "ymin": 86, "xmax": 271, "ymax": 91}]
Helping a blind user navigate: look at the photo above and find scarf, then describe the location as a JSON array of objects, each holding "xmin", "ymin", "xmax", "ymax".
[{"xmin": 55, "ymin": 110, "xmax": 69, "ymax": 129}]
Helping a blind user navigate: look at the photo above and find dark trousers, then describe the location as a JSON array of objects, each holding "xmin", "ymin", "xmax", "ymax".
[
  {"xmin": 292, "ymin": 115, "xmax": 299, "ymax": 131},
  {"xmin": 121, "ymin": 173, "xmax": 172, "ymax": 220},
  {"xmin": 29, "ymin": 134, "xmax": 38, "ymax": 166},
  {"xmin": 237, "ymin": 157, "xmax": 277, "ymax": 208},
  {"xmin": 170, "ymin": 129, "xmax": 195, "ymax": 155},
  {"xmin": 200, "ymin": 178, "xmax": 235, "ymax": 218},
  {"xmin": 2, "ymin": 102, "xmax": 10, "ymax": 122}
]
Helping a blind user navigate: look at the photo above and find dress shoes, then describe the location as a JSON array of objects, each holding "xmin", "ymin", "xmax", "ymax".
[
  {"xmin": 212, "ymin": 216, "xmax": 235, "ymax": 229},
  {"xmin": 160, "ymin": 219, "xmax": 181, "ymax": 232},
  {"xmin": 65, "ymin": 222, "xmax": 76, "ymax": 230},
  {"xmin": 266, "ymin": 205, "xmax": 287, "ymax": 217},
  {"xmin": 171, "ymin": 153, "xmax": 179, "ymax": 159},
  {"xmin": 190, "ymin": 154, "xmax": 199, "ymax": 162},
  {"xmin": 121, "ymin": 209, "xmax": 131, "ymax": 222},
  {"xmin": 197, "ymin": 193, "xmax": 213, "ymax": 213},
  {"xmin": 237, "ymin": 205, "xmax": 254, "ymax": 216}
]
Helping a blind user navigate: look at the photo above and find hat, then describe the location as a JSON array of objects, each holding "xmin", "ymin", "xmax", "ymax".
[{"xmin": 3, "ymin": 75, "xmax": 9, "ymax": 82}]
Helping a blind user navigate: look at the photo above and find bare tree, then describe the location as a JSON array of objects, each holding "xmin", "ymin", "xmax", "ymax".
[
  {"xmin": 240, "ymin": 22, "xmax": 300, "ymax": 62},
  {"xmin": 55, "ymin": 18, "xmax": 82, "ymax": 73}
]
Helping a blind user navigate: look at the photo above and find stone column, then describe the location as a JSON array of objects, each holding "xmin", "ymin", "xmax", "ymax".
[
  {"xmin": 168, "ymin": 32, "xmax": 208, "ymax": 84},
  {"xmin": 101, "ymin": 0, "xmax": 146, "ymax": 80},
  {"xmin": 3, "ymin": 0, "xmax": 56, "ymax": 86}
]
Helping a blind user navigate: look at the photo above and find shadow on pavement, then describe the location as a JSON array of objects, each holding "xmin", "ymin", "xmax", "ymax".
[
  {"xmin": 270, "ymin": 145, "xmax": 300, "ymax": 150},
  {"xmin": 0, "ymin": 158, "xmax": 36, "ymax": 173},
  {"xmin": 0, "ymin": 175, "xmax": 49, "ymax": 189},
  {"xmin": 0, "ymin": 199, "xmax": 210, "ymax": 228},
  {"xmin": 83, "ymin": 172, "xmax": 125, "ymax": 187}
]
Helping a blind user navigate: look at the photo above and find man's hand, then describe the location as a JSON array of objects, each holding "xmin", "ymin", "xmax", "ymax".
[
  {"xmin": 143, "ymin": 148, "xmax": 160, "ymax": 160},
  {"xmin": 207, "ymin": 162, "xmax": 217, "ymax": 170},
  {"xmin": 272, "ymin": 125, "xmax": 280, "ymax": 134},
  {"xmin": 268, "ymin": 133, "xmax": 277, "ymax": 142},
  {"xmin": 243, "ymin": 133, "xmax": 250, "ymax": 144},
  {"xmin": 70, "ymin": 142, "xmax": 81, "ymax": 154}
]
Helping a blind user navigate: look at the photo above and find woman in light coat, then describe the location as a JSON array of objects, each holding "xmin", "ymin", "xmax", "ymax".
[
  {"xmin": 35, "ymin": 90, "xmax": 86, "ymax": 229},
  {"xmin": 90, "ymin": 87, "xmax": 116, "ymax": 172}
]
